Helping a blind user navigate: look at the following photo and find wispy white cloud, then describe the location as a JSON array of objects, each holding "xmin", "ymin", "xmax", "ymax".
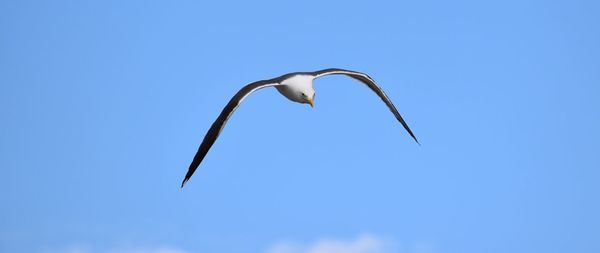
[{"xmin": 265, "ymin": 234, "xmax": 395, "ymax": 253}]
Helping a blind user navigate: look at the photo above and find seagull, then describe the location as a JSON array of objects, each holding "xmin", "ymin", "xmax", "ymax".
[{"xmin": 181, "ymin": 68, "xmax": 418, "ymax": 187}]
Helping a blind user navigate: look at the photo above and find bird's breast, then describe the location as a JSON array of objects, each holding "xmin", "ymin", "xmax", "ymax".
[
  {"xmin": 276, "ymin": 74, "xmax": 314, "ymax": 103},
  {"xmin": 276, "ymin": 85, "xmax": 303, "ymax": 103}
]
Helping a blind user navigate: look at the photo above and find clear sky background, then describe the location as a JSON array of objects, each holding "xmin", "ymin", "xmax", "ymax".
[{"xmin": 1, "ymin": 0, "xmax": 599, "ymax": 253}]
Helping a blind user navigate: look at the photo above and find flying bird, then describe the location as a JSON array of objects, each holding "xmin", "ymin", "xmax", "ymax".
[{"xmin": 181, "ymin": 68, "xmax": 418, "ymax": 187}]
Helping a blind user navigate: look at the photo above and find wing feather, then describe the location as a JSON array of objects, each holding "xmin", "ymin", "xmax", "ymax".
[
  {"xmin": 312, "ymin": 68, "xmax": 419, "ymax": 144},
  {"xmin": 181, "ymin": 80, "xmax": 279, "ymax": 187}
]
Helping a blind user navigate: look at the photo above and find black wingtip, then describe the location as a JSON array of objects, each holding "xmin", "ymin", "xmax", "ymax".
[
  {"xmin": 181, "ymin": 178, "xmax": 188, "ymax": 188},
  {"xmin": 403, "ymin": 126, "xmax": 420, "ymax": 146},
  {"xmin": 408, "ymin": 131, "xmax": 420, "ymax": 145}
]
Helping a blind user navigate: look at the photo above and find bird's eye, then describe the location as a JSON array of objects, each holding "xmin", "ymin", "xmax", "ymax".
[{"xmin": 301, "ymin": 93, "xmax": 306, "ymax": 98}]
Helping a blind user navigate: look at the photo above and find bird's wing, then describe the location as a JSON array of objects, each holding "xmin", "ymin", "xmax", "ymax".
[
  {"xmin": 182, "ymin": 80, "xmax": 279, "ymax": 187},
  {"xmin": 312, "ymin": 68, "xmax": 419, "ymax": 144}
]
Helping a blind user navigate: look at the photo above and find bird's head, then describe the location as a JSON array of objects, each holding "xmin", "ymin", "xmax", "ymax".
[
  {"xmin": 300, "ymin": 90, "xmax": 315, "ymax": 107},
  {"xmin": 278, "ymin": 74, "xmax": 317, "ymax": 106}
]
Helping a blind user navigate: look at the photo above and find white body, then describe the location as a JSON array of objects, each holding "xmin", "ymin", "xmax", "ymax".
[{"xmin": 276, "ymin": 74, "xmax": 316, "ymax": 104}]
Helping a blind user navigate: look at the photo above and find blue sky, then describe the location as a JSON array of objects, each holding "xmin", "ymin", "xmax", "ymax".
[{"xmin": 1, "ymin": 0, "xmax": 599, "ymax": 252}]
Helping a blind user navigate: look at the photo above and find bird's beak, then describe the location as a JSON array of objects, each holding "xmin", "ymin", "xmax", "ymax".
[{"xmin": 308, "ymin": 98, "xmax": 314, "ymax": 108}]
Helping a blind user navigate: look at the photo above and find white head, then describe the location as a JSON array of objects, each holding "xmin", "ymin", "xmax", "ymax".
[{"xmin": 277, "ymin": 75, "xmax": 316, "ymax": 107}]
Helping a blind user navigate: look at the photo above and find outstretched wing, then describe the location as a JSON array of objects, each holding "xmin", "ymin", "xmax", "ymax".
[
  {"xmin": 312, "ymin": 68, "xmax": 419, "ymax": 144},
  {"xmin": 182, "ymin": 80, "xmax": 279, "ymax": 187}
]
